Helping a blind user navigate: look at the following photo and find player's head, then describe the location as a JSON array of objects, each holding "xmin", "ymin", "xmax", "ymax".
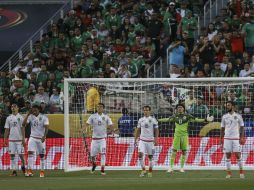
[
  {"xmin": 32, "ymin": 104, "xmax": 40, "ymax": 116},
  {"xmin": 122, "ymin": 108, "xmax": 128, "ymax": 114},
  {"xmin": 176, "ymin": 104, "xmax": 185, "ymax": 113},
  {"xmin": 11, "ymin": 103, "xmax": 19, "ymax": 114},
  {"xmin": 143, "ymin": 105, "xmax": 151, "ymax": 117},
  {"xmin": 226, "ymin": 101, "xmax": 235, "ymax": 112},
  {"xmin": 97, "ymin": 103, "xmax": 105, "ymax": 113}
]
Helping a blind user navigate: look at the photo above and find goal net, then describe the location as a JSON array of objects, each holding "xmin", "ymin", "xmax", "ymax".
[{"xmin": 64, "ymin": 78, "xmax": 254, "ymax": 171}]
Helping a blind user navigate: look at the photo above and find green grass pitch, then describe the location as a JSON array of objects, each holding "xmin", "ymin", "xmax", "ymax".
[{"xmin": 0, "ymin": 170, "xmax": 253, "ymax": 190}]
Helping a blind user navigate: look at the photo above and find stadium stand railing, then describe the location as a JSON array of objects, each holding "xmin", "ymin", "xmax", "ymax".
[
  {"xmin": 0, "ymin": 0, "xmax": 73, "ymax": 72},
  {"xmin": 203, "ymin": 0, "xmax": 228, "ymax": 27},
  {"xmin": 146, "ymin": 57, "xmax": 163, "ymax": 78}
]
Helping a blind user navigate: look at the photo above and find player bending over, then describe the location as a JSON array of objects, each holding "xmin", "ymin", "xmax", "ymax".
[
  {"xmin": 83, "ymin": 103, "xmax": 113, "ymax": 175},
  {"xmin": 134, "ymin": 105, "xmax": 159, "ymax": 178},
  {"xmin": 4, "ymin": 103, "xmax": 26, "ymax": 176},
  {"xmin": 220, "ymin": 101, "xmax": 245, "ymax": 179},
  {"xmin": 159, "ymin": 104, "xmax": 213, "ymax": 173},
  {"xmin": 23, "ymin": 104, "xmax": 49, "ymax": 177}
]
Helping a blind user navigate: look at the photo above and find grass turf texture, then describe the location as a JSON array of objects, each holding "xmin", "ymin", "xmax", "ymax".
[{"xmin": 0, "ymin": 170, "xmax": 253, "ymax": 190}]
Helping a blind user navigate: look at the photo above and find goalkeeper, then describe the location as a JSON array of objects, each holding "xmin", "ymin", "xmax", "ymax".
[{"xmin": 159, "ymin": 104, "xmax": 214, "ymax": 173}]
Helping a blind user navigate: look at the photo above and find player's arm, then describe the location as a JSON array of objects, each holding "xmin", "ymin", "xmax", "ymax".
[
  {"xmin": 3, "ymin": 117, "xmax": 9, "ymax": 146},
  {"xmin": 134, "ymin": 128, "xmax": 141, "ymax": 146},
  {"xmin": 41, "ymin": 124, "xmax": 49, "ymax": 143},
  {"xmin": 239, "ymin": 115, "xmax": 245, "ymax": 145},
  {"xmin": 22, "ymin": 110, "xmax": 31, "ymax": 127},
  {"xmin": 220, "ymin": 116, "xmax": 225, "ymax": 145},
  {"xmin": 158, "ymin": 116, "xmax": 175, "ymax": 123},
  {"xmin": 154, "ymin": 127, "xmax": 159, "ymax": 146},
  {"xmin": 21, "ymin": 124, "xmax": 25, "ymax": 146}
]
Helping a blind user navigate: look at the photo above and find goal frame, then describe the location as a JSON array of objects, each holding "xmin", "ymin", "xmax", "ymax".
[{"xmin": 64, "ymin": 77, "xmax": 254, "ymax": 172}]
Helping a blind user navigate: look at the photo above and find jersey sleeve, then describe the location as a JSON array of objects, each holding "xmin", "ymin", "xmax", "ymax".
[
  {"xmin": 153, "ymin": 118, "xmax": 159, "ymax": 129},
  {"xmin": 238, "ymin": 114, "xmax": 244, "ymax": 127},
  {"xmin": 107, "ymin": 116, "xmax": 113, "ymax": 126},
  {"xmin": 86, "ymin": 115, "xmax": 93, "ymax": 125},
  {"xmin": 221, "ymin": 115, "xmax": 225, "ymax": 128},
  {"xmin": 137, "ymin": 118, "xmax": 141, "ymax": 128},
  {"xmin": 4, "ymin": 117, "xmax": 10, "ymax": 129},
  {"xmin": 43, "ymin": 115, "xmax": 49, "ymax": 126}
]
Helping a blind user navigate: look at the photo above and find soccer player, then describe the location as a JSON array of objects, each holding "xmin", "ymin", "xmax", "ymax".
[
  {"xmin": 83, "ymin": 103, "xmax": 113, "ymax": 175},
  {"xmin": 4, "ymin": 103, "xmax": 26, "ymax": 176},
  {"xmin": 159, "ymin": 104, "xmax": 213, "ymax": 173},
  {"xmin": 23, "ymin": 104, "xmax": 49, "ymax": 177},
  {"xmin": 220, "ymin": 101, "xmax": 245, "ymax": 179},
  {"xmin": 134, "ymin": 105, "xmax": 159, "ymax": 178}
]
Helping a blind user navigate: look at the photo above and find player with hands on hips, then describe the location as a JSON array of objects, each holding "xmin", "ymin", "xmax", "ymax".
[
  {"xmin": 4, "ymin": 103, "xmax": 26, "ymax": 176},
  {"xmin": 134, "ymin": 105, "xmax": 159, "ymax": 178}
]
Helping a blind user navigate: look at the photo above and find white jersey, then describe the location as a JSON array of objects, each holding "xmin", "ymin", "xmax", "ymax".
[
  {"xmin": 137, "ymin": 116, "xmax": 158, "ymax": 141},
  {"xmin": 87, "ymin": 113, "xmax": 113, "ymax": 138},
  {"xmin": 4, "ymin": 113, "xmax": 24, "ymax": 141},
  {"xmin": 221, "ymin": 112, "xmax": 244, "ymax": 139},
  {"xmin": 27, "ymin": 113, "xmax": 49, "ymax": 139}
]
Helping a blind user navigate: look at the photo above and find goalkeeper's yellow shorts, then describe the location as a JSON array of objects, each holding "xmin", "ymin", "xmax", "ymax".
[{"xmin": 172, "ymin": 135, "xmax": 188, "ymax": 151}]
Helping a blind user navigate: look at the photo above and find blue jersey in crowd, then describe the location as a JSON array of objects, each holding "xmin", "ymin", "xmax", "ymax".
[{"xmin": 118, "ymin": 114, "xmax": 136, "ymax": 137}]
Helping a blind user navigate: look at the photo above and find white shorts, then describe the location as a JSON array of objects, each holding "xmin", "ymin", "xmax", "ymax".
[
  {"xmin": 8, "ymin": 141, "xmax": 24, "ymax": 155},
  {"xmin": 90, "ymin": 139, "xmax": 106, "ymax": 157},
  {"xmin": 28, "ymin": 137, "xmax": 46, "ymax": 154},
  {"xmin": 223, "ymin": 139, "xmax": 241, "ymax": 153},
  {"xmin": 138, "ymin": 140, "xmax": 154, "ymax": 156}
]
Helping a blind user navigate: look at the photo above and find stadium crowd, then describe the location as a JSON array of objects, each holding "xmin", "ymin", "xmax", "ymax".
[{"xmin": 0, "ymin": 0, "xmax": 254, "ymax": 123}]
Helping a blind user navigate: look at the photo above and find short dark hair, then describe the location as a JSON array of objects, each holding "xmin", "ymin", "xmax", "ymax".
[
  {"xmin": 176, "ymin": 104, "xmax": 185, "ymax": 110},
  {"xmin": 122, "ymin": 108, "xmax": 128, "ymax": 114},
  {"xmin": 226, "ymin": 101, "xmax": 235, "ymax": 106},
  {"xmin": 98, "ymin": 103, "xmax": 105, "ymax": 108},
  {"xmin": 143, "ymin": 105, "xmax": 151, "ymax": 111}
]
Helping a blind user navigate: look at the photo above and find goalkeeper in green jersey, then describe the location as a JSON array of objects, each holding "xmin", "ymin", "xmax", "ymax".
[{"xmin": 159, "ymin": 104, "xmax": 214, "ymax": 173}]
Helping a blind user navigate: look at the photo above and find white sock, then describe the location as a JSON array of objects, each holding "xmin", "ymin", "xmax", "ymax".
[
  {"xmin": 40, "ymin": 157, "xmax": 45, "ymax": 171},
  {"xmin": 11, "ymin": 157, "xmax": 16, "ymax": 170},
  {"xmin": 139, "ymin": 157, "xmax": 145, "ymax": 170},
  {"xmin": 101, "ymin": 154, "xmax": 106, "ymax": 167},
  {"xmin": 28, "ymin": 154, "xmax": 34, "ymax": 170},
  {"xmin": 237, "ymin": 159, "xmax": 243, "ymax": 170},
  {"xmin": 226, "ymin": 159, "xmax": 231, "ymax": 171}
]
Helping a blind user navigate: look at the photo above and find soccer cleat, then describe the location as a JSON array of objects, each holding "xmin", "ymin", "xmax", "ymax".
[
  {"xmin": 25, "ymin": 169, "xmax": 33, "ymax": 177},
  {"xmin": 225, "ymin": 174, "xmax": 232, "ymax": 179},
  {"xmin": 10, "ymin": 170, "xmax": 17, "ymax": 177},
  {"xmin": 139, "ymin": 170, "xmax": 146, "ymax": 177},
  {"xmin": 101, "ymin": 172, "xmax": 106, "ymax": 176},
  {"xmin": 40, "ymin": 170, "xmax": 45, "ymax": 178},
  {"xmin": 179, "ymin": 168, "xmax": 185, "ymax": 173},
  {"xmin": 240, "ymin": 174, "xmax": 245, "ymax": 179},
  {"xmin": 90, "ymin": 170, "xmax": 95, "ymax": 174},
  {"xmin": 166, "ymin": 168, "xmax": 174, "ymax": 173},
  {"xmin": 147, "ymin": 172, "xmax": 152, "ymax": 178}
]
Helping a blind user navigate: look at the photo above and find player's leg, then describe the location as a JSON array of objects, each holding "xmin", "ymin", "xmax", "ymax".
[
  {"xmin": 17, "ymin": 142, "xmax": 26, "ymax": 175},
  {"xmin": 100, "ymin": 139, "xmax": 106, "ymax": 175},
  {"xmin": 168, "ymin": 136, "xmax": 180, "ymax": 172},
  {"xmin": 90, "ymin": 140, "xmax": 99, "ymax": 173},
  {"xmin": 9, "ymin": 142, "xmax": 17, "ymax": 176},
  {"xmin": 147, "ymin": 142, "xmax": 155, "ymax": 177},
  {"xmin": 179, "ymin": 136, "xmax": 188, "ymax": 172},
  {"xmin": 138, "ymin": 141, "xmax": 146, "ymax": 177},
  {"xmin": 233, "ymin": 140, "xmax": 244, "ymax": 178},
  {"xmin": 37, "ymin": 140, "xmax": 46, "ymax": 177},
  {"xmin": 224, "ymin": 139, "xmax": 232, "ymax": 178},
  {"xmin": 27, "ymin": 138, "xmax": 36, "ymax": 177}
]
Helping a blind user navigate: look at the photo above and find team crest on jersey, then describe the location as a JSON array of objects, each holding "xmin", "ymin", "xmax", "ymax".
[
  {"xmin": 17, "ymin": 118, "xmax": 20, "ymax": 121},
  {"xmin": 234, "ymin": 116, "xmax": 237, "ymax": 120},
  {"xmin": 183, "ymin": 116, "xmax": 186, "ymax": 120},
  {"xmin": 39, "ymin": 117, "xmax": 42, "ymax": 121},
  {"xmin": 149, "ymin": 119, "xmax": 152, "ymax": 123},
  {"xmin": 102, "ymin": 117, "xmax": 105, "ymax": 121}
]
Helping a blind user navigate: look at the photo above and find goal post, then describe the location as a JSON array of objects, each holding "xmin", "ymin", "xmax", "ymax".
[{"xmin": 64, "ymin": 78, "xmax": 254, "ymax": 171}]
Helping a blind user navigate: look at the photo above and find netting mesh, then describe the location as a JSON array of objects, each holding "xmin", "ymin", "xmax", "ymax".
[{"xmin": 65, "ymin": 79, "xmax": 254, "ymax": 171}]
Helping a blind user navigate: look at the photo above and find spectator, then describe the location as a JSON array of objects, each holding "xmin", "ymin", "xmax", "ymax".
[
  {"xmin": 118, "ymin": 108, "xmax": 136, "ymax": 137},
  {"xmin": 49, "ymin": 87, "xmax": 62, "ymax": 113},
  {"xmin": 34, "ymin": 86, "xmax": 50, "ymax": 105},
  {"xmin": 86, "ymin": 84, "xmax": 100, "ymax": 113}
]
